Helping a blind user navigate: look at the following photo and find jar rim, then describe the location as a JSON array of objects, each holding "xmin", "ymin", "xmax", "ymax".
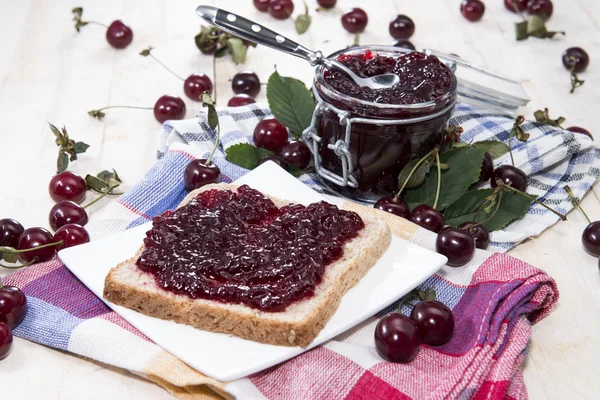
[{"xmin": 314, "ymin": 45, "xmax": 458, "ymax": 111}]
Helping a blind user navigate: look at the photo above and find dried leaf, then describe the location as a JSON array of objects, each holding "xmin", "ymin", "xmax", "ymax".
[
  {"xmin": 57, "ymin": 152, "xmax": 69, "ymax": 173},
  {"xmin": 139, "ymin": 46, "xmax": 153, "ymax": 57}
]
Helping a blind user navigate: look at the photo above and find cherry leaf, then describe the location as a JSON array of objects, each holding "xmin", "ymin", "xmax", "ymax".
[
  {"xmin": 227, "ymin": 38, "xmax": 248, "ymax": 65},
  {"xmin": 85, "ymin": 174, "xmax": 109, "ymax": 191},
  {"xmin": 473, "ymin": 140, "xmax": 510, "ymax": 159},
  {"xmin": 73, "ymin": 141, "xmax": 90, "ymax": 154},
  {"xmin": 397, "ymin": 159, "xmax": 431, "ymax": 191},
  {"xmin": 57, "ymin": 152, "xmax": 69, "ymax": 173},
  {"xmin": 225, "ymin": 143, "xmax": 306, "ymax": 177}
]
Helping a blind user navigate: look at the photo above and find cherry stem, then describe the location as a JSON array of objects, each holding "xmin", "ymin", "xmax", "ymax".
[
  {"xmin": 471, "ymin": 187, "xmax": 501, "ymax": 224},
  {"xmin": 84, "ymin": 185, "xmax": 119, "ymax": 209},
  {"xmin": 0, "ymin": 240, "xmax": 63, "ymax": 255},
  {"xmin": 476, "ymin": 191, "xmax": 504, "ymax": 227},
  {"xmin": 564, "ymin": 185, "xmax": 592, "ymax": 224},
  {"xmin": 85, "ymin": 20, "xmax": 108, "ymax": 28},
  {"xmin": 512, "ymin": 0, "xmax": 527, "ymax": 21},
  {"xmin": 205, "ymin": 119, "xmax": 220, "ymax": 167},
  {"xmin": 501, "ymin": 183, "xmax": 567, "ymax": 221},
  {"xmin": 94, "ymin": 105, "xmax": 152, "ymax": 112},
  {"xmin": 394, "ymin": 149, "xmax": 434, "ymax": 201},
  {"xmin": 433, "ymin": 151, "xmax": 441, "ymax": 210},
  {"xmin": 147, "ymin": 53, "xmax": 185, "ymax": 82},
  {"xmin": 508, "ymin": 132, "xmax": 515, "ymax": 167}
]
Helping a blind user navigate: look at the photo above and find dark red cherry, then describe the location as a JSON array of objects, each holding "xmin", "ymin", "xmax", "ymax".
[
  {"xmin": 504, "ymin": 0, "xmax": 528, "ymax": 12},
  {"xmin": 460, "ymin": 0, "xmax": 485, "ymax": 22},
  {"xmin": 317, "ymin": 0, "xmax": 337, "ymax": 9},
  {"xmin": 374, "ymin": 197, "xmax": 410, "ymax": 219},
  {"xmin": 54, "ymin": 224, "xmax": 90, "ymax": 251},
  {"xmin": 268, "ymin": 0, "xmax": 294, "ymax": 20},
  {"xmin": 153, "ymin": 95, "xmax": 186, "ymax": 123},
  {"xmin": 0, "ymin": 322, "xmax": 12, "ymax": 360},
  {"xmin": 184, "ymin": 74, "xmax": 213, "ymax": 102},
  {"xmin": 49, "ymin": 201, "xmax": 88, "ymax": 231},
  {"xmin": 232, "ymin": 71, "xmax": 261, "ymax": 97},
  {"xmin": 253, "ymin": 0, "xmax": 269, "ymax": 12},
  {"xmin": 475, "ymin": 152, "xmax": 494, "ymax": 185},
  {"xmin": 582, "ymin": 221, "xmax": 600, "ymax": 257},
  {"xmin": 436, "ymin": 226, "xmax": 475, "ymax": 267},
  {"xmin": 410, "ymin": 300, "xmax": 454, "ymax": 346},
  {"xmin": 18, "ymin": 227, "xmax": 56, "ymax": 263},
  {"xmin": 228, "ymin": 94, "xmax": 256, "ymax": 107},
  {"xmin": 527, "ymin": 0, "xmax": 553, "ymax": 19},
  {"xmin": 0, "ymin": 285, "xmax": 27, "ymax": 329},
  {"xmin": 458, "ymin": 222, "xmax": 490, "ymax": 250},
  {"xmin": 374, "ymin": 313, "xmax": 420, "ymax": 363},
  {"xmin": 491, "ymin": 165, "xmax": 528, "ymax": 192},
  {"xmin": 184, "ymin": 159, "xmax": 221, "ymax": 191},
  {"xmin": 410, "ymin": 205, "xmax": 445, "ymax": 233},
  {"xmin": 393, "ymin": 40, "xmax": 416, "ymax": 51},
  {"xmin": 253, "ymin": 118, "xmax": 289, "ymax": 152},
  {"xmin": 341, "ymin": 8, "xmax": 369, "ymax": 33},
  {"xmin": 257, "ymin": 154, "xmax": 288, "ymax": 170},
  {"xmin": 105, "ymin": 20, "xmax": 133, "ymax": 49},
  {"xmin": 279, "ymin": 141, "xmax": 311, "ymax": 169},
  {"xmin": 566, "ymin": 126, "xmax": 593, "ymax": 140},
  {"xmin": 49, "ymin": 171, "xmax": 87, "ymax": 204},
  {"xmin": 389, "ymin": 15, "xmax": 415, "ymax": 40},
  {"xmin": 0, "ymin": 219, "xmax": 24, "ymax": 248},
  {"xmin": 562, "ymin": 48, "xmax": 590, "ymax": 74}
]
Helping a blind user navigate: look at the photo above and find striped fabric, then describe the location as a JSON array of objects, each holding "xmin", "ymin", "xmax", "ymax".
[{"xmin": 3, "ymin": 102, "xmax": 598, "ymax": 399}]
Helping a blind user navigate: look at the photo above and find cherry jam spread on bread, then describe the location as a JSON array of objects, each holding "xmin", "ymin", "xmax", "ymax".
[
  {"xmin": 323, "ymin": 50, "xmax": 453, "ymax": 104},
  {"xmin": 136, "ymin": 185, "xmax": 365, "ymax": 312}
]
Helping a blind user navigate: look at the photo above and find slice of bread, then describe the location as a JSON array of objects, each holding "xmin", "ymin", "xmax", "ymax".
[{"xmin": 103, "ymin": 183, "xmax": 391, "ymax": 347}]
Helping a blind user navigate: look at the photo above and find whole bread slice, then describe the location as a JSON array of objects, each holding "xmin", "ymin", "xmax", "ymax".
[{"xmin": 103, "ymin": 183, "xmax": 391, "ymax": 347}]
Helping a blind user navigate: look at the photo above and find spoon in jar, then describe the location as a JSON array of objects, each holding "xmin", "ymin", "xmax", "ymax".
[{"xmin": 195, "ymin": 5, "xmax": 400, "ymax": 90}]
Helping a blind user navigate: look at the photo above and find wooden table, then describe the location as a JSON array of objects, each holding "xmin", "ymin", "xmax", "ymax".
[{"xmin": 1, "ymin": 0, "xmax": 599, "ymax": 398}]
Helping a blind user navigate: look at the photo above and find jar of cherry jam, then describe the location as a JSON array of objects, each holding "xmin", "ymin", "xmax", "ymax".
[{"xmin": 303, "ymin": 46, "xmax": 457, "ymax": 203}]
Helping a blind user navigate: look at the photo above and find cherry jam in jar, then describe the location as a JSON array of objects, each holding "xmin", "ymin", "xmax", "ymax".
[{"xmin": 309, "ymin": 46, "xmax": 457, "ymax": 202}]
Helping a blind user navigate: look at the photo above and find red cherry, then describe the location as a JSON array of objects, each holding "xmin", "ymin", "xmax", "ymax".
[
  {"xmin": 374, "ymin": 197, "xmax": 410, "ymax": 219},
  {"xmin": 562, "ymin": 48, "xmax": 590, "ymax": 74},
  {"xmin": 228, "ymin": 94, "xmax": 256, "ymax": 107},
  {"xmin": 374, "ymin": 313, "xmax": 420, "ymax": 363},
  {"xmin": 49, "ymin": 171, "xmax": 87, "ymax": 204},
  {"xmin": 279, "ymin": 141, "xmax": 311, "ymax": 169},
  {"xmin": 183, "ymin": 73, "xmax": 213, "ymax": 102},
  {"xmin": 341, "ymin": 8, "xmax": 369, "ymax": 34},
  {"xmin": 527, "ymin": 0, "xmax": 553, "ymax": 19},
  {"xmin": 582, "ymin": 221, "xmax": 600, "ymax": 256},
  {"xmin": 253, "ymin": 119, "xmax": 289, "ymax": 152},
  {"xmin": 504, "ymin": 0, "xmax": 528, "ymax": 12},
  {"xmin": 317, "ymin": 0, "xmax": 337, "ymax": 9},
  {"xmin": 49, "ymin": 201, "xmax": 88, "ymax": 231},
  {"xmin": 410, "ymin": 300, "xmax": 454, "ymax": 346},
  {"xmin": 491, "ymin": 165, "xmax": 528, "ymax": 192},
  {"xmin": 436, "ymin": 226, "xmax": 475, "ymax": 267},
  {"xmin": 18, "ymin": 227, "xmax": 56, "ymax": 263},
  {"xmin": 232, "ymin": 71, "xmax": 261, "ymax": 97},
  {"xmin": 0, "ymin": 322, "xmax": 12, "ymax": 360},
  {"xmin": 410, "ymin": 205, "xmax": 445, "ymax": 233},
  {"xmin": 389, "ymin": 15, "xmax": 415, "ymax": 40},
  {"xmin": 0, "ymin": 285, "xmax": 27, "ymax": 329},
  {"xmin": 184, "ymin": 159, "xmax": 222, "ymax": 191},
  {"xmin": 54, "ymin": 224, "xmax": 90, "ymax": 251},
  {"xmin": 253, "ymin": 0, "xmax": 270, "ymax": 12},
  {"xmin": 153, "ymin": 95, "xmax": 186, "ymax": 123},
  {"xmin": 268, "ymin": 0, "xmax": 294, "ymax": 20},
  {"xmin": 458, "ymin": 222, "xmax": 490, "ymax": 250},
  {"xmin": 257, "ymin": 155, "xmax": 288, "ymax": 170},
  {"xmin": 460, "ymin": 0, "xmax": 485, "ymax": 22},
  {"xmin": 105, "ymin": 20, "xmax": 133, "ymax": 49},
  {"xmin": 0, "ymin": 219, "xmax": 24, "ymax": 248}
]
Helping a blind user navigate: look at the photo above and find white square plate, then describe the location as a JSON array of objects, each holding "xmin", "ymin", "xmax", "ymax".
[{"xmin": 59, "ymin": 162, "xmax": 447, "ymax": 381}]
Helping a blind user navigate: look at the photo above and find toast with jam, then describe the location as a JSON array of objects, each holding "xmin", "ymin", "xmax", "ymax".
[{"xmin": 103, "ymin": 183, "xmax": 391, "ymax": 347}]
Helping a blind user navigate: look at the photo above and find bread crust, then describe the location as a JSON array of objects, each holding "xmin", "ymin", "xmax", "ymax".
[{"xmin": 103, "ymin": 183, "xmax": 391, "ymax": 347}]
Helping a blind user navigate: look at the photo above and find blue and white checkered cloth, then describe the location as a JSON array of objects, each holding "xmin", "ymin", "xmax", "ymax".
[{"xmin": 148, "ymin": 102, "xmax": 599, "ymax": 253}]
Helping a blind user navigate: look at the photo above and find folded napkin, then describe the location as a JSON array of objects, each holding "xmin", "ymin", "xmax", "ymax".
[{"xmin": 4, "ymin": 102, "xmax": 599, "ymax": 399}]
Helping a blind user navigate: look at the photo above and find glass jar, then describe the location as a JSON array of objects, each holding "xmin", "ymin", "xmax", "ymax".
[{"xmin": 303, "ymin": 46, "xmax": 457, "ymax": 203}]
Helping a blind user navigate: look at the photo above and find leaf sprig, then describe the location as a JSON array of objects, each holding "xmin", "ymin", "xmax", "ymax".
[
  {"xmin": 533, "ymin": 108, "xmax": 565, "ymax": 129},
  {"xmin": 49, "ymin": 123, "xmax": 90, "ymax": 173},
  {"xmin": 515, "ymin": 14, "xmax": 565, "ymax": 41},
  {"xmin": 295, "ymin": 3, "xmax": 312, "ymax": 35},
  {"xmin": 84, "ymin": 169, "xmax": 123, "ymax": 209},
  {"xmin": 195, "ymin": 26, "xmax": 256, "ymax": 65}
]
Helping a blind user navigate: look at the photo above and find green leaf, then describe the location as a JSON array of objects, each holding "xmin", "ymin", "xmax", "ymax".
[
  {"xmin": 295, "ymin": 14, "xmax": 312, "ymax": 35},
  {"xmin": 57, "ymin": 152, "xmax": 69, "ymax": 173},
  {"xmin": 73, "ymin": 141, "xmax": 89, "ymax": 154},
  {"xmin": 227, "ymin": 38, "xmax": 247, "ymax": 65},
  {"xmin": 1, "ymin": 251, "xmax": 18, "ymax": 264},
  {"xmin": 225, "ymin": 143, "xmax": 306, "ymax": 177},
  {"xmin": 85, "ymin": 174, "xmax": 109, "ymax": 191},
  {"xmin": 266, "ymin": 70, "xmax": 316, "ymax": 137},
  {"xmin": 515, "ymin": 20, "xmax": 529, "ymax": 41},
  {"xmin": 444, "ymin": 189, "xmax": 536, "ymax": 231},
  {"xmin": 139, "ymin": 47, "xmax": 153, "ymax": 57},
  {"xmin": 397, "ymin": 159, "xmax": 430, "ymax": 191},
  {"xmin": 48, "ymin": 123, "xmax": 63, "ymax": 140},
  {"xmin": 404, "ymin": 147, "xmax": 485, "ymax": 210},
  {"xmin": 473, "ymin": 140, "xmax": 510, "ymax": 159},
  {"xmin": 96, "ymin": 170, "xmax": 113, "ymax": 181},
  {"xmin": 515, "ymin": 15, "xmax": 565, "ymax": 41},
  {"xmin": 533, "ymin": 108, "xmax": 565, "ymax": 128},
  {"xmin": 451, "ymin": 141, "xmax": 470, "ymax": 149},
  {"xmin": 202, "ymin": 92, "xmax": 218, "ymax": 131}
]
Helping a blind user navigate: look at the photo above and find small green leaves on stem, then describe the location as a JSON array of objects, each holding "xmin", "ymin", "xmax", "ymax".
[
  {"xmin": 49, "ymin": 123, "xmax": 89, "ymax": 173},
  {"xmin": 395, "ymin": 151, "xmax": 434, "ymax": 198},
  {"xmin": 201, "ymin": 92, "xmax": 220, "ymax": 166},
  {"xmin": 564, "ymin": 185, "xmax": 592, "ymax": 224},
  {"xmin": 266, "ymin": 69, "xmax": 316, "ymax": 138},
  {"xmin": 227, "ymin": 38, "xmax": 249, "ymax": 65},
  {"xmin": 515, "ymin": 14, "xmax": 565, "ymax": 41},
  {"xmin": 397, "ymin": 287, "xmax": 437, "ymax": 312},
  {"xmin": 72, "ymin": 7, "xmax": 88, "ymax": 32},
  {"xmin": 84, "ymin": 169, "xmax": 123, "ymax": 209},
  {"xmin": 195, "ymin": 26, "xmax": 255, "ymax": 64},
  {"xmin": 139, "ymin": 47, "xmax": 153, "ymax": 56},
  {"xmin": 508, "ymin": 116, "xmax": 529, "ymax": 166},
  {"xmin": 225, "ymin": 143, "xmax": 307, "ymax": 177},
  {"xmin": 533, "ymin": 108, "xmax": 565, "ymax": 129},
  {"xmin": 295, "ymin": 3, "xmax": 312, "ymax": 35},
  {"xmin": 87, "ymin": 105, "xmax": 153, "ymax": 121}
]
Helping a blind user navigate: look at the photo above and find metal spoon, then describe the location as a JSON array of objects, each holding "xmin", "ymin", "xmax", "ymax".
[{"xmin": 195, "ymin": 5, "xmax": 400, "ymax": 90}]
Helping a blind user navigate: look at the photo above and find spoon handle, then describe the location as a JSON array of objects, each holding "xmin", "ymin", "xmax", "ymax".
[{"xmin": 196, "ymin": 5, "xmax": 322, "ymax": 65}]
